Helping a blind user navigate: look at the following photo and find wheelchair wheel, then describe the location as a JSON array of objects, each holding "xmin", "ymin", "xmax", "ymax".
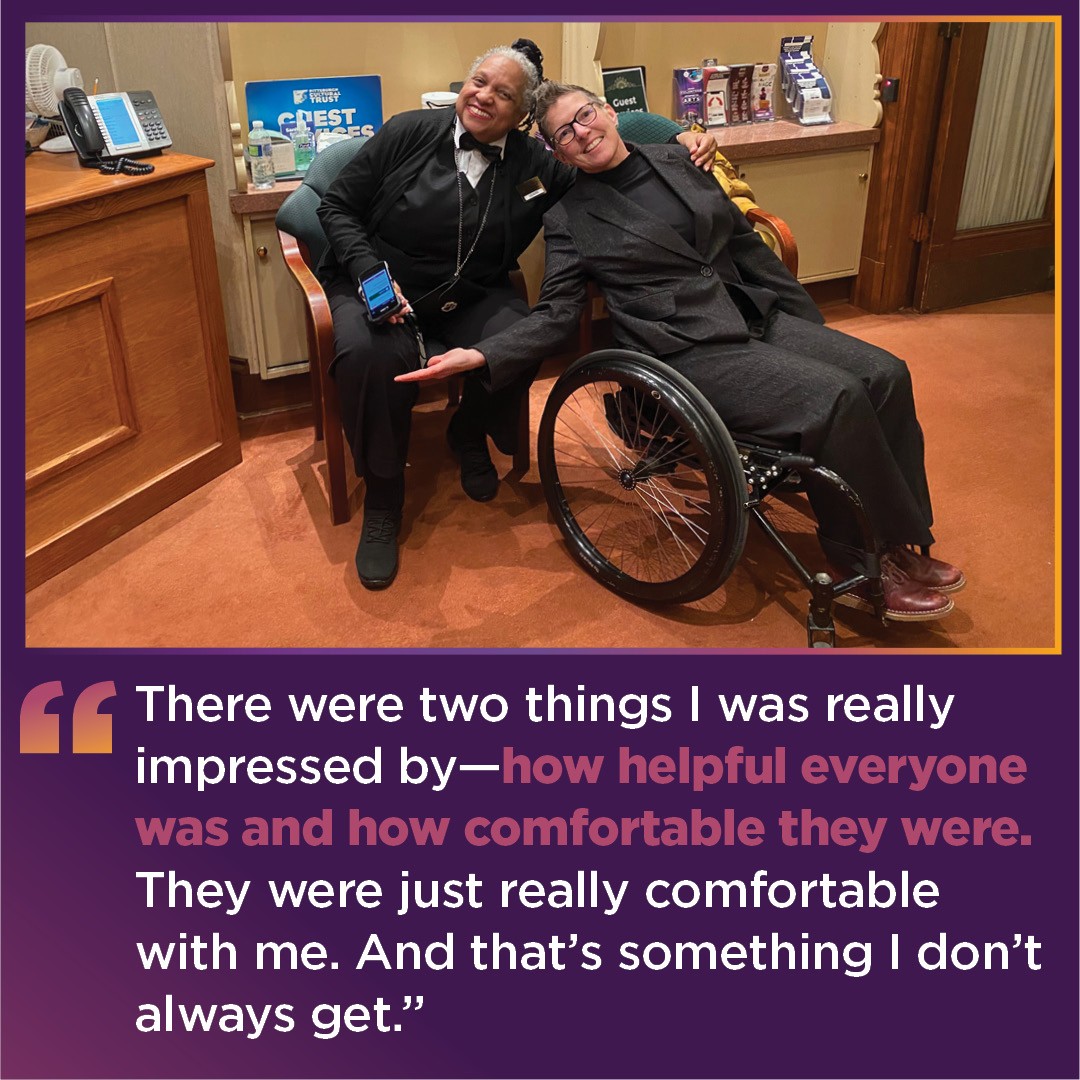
[{"xmin": 538, "ymin": 350, "xmax": 749, "ymax": 604}]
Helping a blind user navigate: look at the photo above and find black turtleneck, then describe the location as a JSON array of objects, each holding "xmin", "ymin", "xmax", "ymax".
[{"xmin": 593, "ymin": 149, "xmax": 696, "ymax": 248}]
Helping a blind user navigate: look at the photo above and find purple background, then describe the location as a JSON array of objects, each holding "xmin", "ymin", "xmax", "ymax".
[
  {"xmin": 7, "ymin": 2, "xmax": 1076, "ymax": 1078},
  {"xmin": 2, "ymin": 658, "xmax": 1078, "ymax": 1078}
]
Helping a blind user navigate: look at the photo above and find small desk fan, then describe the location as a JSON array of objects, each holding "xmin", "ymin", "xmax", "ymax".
[{"xmin": 26, "ymin": 43, "xmax": 83, "ymax": 151}]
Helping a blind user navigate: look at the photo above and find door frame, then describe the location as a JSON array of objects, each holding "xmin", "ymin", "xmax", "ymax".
[
  {"xmin": 854, "ymin": 21, "xmax": 951, "ymax": 313},
  {"xmin": 855, "ymin": 19, "xmax": 1055, "ymax": 313},
  {"xmin": 914, "ymin": 21, "xmax": 1055, "ymax": 311}
]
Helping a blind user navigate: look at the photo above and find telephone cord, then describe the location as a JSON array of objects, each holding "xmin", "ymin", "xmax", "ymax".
[{"xmin": 97, "ymin": 156, "xmax": 155, "ymax": 176}]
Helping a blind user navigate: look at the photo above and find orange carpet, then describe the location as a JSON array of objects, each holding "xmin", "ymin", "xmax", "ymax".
[{"xmin": 25, "ymin": 292, "xmax": 1057, "ymax": 651}]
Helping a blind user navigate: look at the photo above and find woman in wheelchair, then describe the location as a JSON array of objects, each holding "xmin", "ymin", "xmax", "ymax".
[
  {"xmin": 315, "ymin": 43, "xmax": 716, "ymax": 590},
  {"xmin": 398, "ymin": 81, "xmax": 966, "ymax": 627}
]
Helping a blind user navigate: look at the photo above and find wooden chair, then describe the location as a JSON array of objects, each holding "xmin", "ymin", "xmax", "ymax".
[{"xmin": 276, "ymin": 137, "xmax": 529, "ymax": 525}]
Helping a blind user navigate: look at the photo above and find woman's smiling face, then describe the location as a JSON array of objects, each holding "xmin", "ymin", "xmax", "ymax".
[
  {"xmin": 455, "ymin": 55, "xmax": 528, "ymax": 143},
  {"xmin": 546, "ymin": 93, "xmax": 628, "ymax": 173}
]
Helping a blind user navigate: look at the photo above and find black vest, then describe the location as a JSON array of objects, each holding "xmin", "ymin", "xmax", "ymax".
[{"xmin": 374, "ymin": 130, "xmax": 509, "ymax": 299}]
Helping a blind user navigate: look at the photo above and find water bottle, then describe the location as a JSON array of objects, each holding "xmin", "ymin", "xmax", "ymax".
[
  {"xmin": 248, "ymin": 120, "xmax": 275, "ymax": 190},
  {"xmin": 291, "ymin": 119, "xmax": 316, "ymax": 174}
]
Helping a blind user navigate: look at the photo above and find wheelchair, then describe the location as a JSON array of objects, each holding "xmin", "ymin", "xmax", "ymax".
[{"xmin": 537, "ymin": 350, "xmax": 888, "ymax": 648}]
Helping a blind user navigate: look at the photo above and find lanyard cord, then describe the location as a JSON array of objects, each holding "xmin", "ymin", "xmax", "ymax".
[{"xmin": 454, "ymin": 163, "xmax": 498, "ymax": 279}]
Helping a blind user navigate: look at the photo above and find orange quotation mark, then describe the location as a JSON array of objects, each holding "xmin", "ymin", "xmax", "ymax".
[{"xmin": 19, "ymin": 681, "xmax": 117, "ymax": 754}]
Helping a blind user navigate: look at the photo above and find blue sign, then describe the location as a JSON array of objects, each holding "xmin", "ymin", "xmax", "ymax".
[{"xmin": 245, "ymin": 75, "xmax": 383, "ymax": 139}]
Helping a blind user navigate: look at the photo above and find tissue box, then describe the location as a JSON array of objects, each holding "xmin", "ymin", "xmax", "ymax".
[{"xmin": 271, "ymin": 139, "xmax": 297, "ymax": 176}]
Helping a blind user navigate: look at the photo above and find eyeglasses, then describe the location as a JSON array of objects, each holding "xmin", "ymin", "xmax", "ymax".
[{"xmin": 548, "ymin": 103, "xmax": 599, "ymax": 147}]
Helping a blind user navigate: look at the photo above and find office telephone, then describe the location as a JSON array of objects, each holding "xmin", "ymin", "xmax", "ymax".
[{"xmin": 59, "ymin": 87, "xmax": 172, "ymax": 171}]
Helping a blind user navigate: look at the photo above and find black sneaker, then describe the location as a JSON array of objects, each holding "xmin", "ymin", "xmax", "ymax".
[
  {"xmin": 355, "ymin": 509, "xmax": 401, "ymax": 589},
  {"xmin": 447, "ymin": 425, "xmax": 499, "ymax": 502}
]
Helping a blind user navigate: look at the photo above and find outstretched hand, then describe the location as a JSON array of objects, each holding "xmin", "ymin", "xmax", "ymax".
[{"xmin": 394, "ymin": 347, "xmax": 487, "ymax": 383}]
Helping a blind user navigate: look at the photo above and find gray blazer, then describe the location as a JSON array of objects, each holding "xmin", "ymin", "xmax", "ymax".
[{"xmin": 480, "ymin": 142, "xmax": 823, "ymax": 392}]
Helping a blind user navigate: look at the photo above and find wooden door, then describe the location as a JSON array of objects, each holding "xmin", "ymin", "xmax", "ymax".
[{"xmin": 914, "ymin": 22, "xmax": 1055, "ymax": 311}]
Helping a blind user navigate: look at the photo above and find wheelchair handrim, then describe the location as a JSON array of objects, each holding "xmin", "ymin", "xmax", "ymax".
[{"xmin": 539, "ymin": 355, "xmax": 748, "ymax": 605}]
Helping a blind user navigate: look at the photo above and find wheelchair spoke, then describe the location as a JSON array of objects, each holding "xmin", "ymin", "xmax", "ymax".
[
  {"xmin": 633, "ymin": 436, "xmax": 699, "ymax": 479},
  {"xmin": 574, "ymin": 497, "xmax": 660, "ymax": 580},
  {"xmin": 612, "ymin": 384, "xmax": 662, "ymax": 459},
  {"xmin": 642, "ymin": 473, "xmax": 716, "ymax": 517},
  {"xmin": 597, "ymin": 506, "xmax": 680, "ymax": 582},
  {"xmin": 586, "ymin": 378, "xmax": 673, "ymax": 470},
  {"xmin": 571, "ymin": 486, "xmax": 629, "ymax": 540},
  {"xmin": 587, "ymin": 380, "xmax": 669, "ymax": 473},
  {"xmin": 619, "ymin": 493, "xmax": 693, "ymax": 581},
  {"xmin": 632, "ymin": 484, "xmax": 706, "ymax": 570},
  {"xmin": 559, "ymin": 467, "xmax": 670, "ymax": 583},
  {"xmin": 554, "ymin": 414, "xmax": 624, "ymax": 474},
  {"xmin": 617, "ymin": 385, "xmax": 670, "ymax": 465},
  {"xmin": 557, "ymin": 393, "xmax": 635, "ymax": 472},
  {"xmin": 635, "ymin": 480, "xmax": 711, "ymax": 547},
  {"xmin": 553, "ymin": 444, "xmax": 616, "ymax": 473}
]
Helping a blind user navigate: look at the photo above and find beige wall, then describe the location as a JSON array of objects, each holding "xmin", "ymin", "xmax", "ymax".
[
  {"xmin": 26, "ymin": 23, "xmax": 113, "ymax": 93},
  {"xmin": 600, "ymin": 22, "xmax": 830, "ymax": 118},
  {"xmin": 226, "ymin": 22, "xmax": 832, "ymax": 129},
  {"xmin": 227, "ymin": 23, "xmax": 566, "ymax": 131}
]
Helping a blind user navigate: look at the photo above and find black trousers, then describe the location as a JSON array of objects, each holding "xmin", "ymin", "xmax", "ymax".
[
  {"xmin": 665, "ymin": 309, "xmax": 935, "ymax": 563},
  {"xmin": 326, "ymin": 277, "xmax": 533, "ymax": 482}
]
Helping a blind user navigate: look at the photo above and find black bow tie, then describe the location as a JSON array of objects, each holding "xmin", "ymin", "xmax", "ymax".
[{"xmin": 458, "ymin": 130, "xmax": 502, "ymax": 163}]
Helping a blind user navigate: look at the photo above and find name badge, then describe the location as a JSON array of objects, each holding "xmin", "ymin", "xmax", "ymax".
[{"xmin": 516, "ymin": 176, "xmax": 547, "ymax": 201}]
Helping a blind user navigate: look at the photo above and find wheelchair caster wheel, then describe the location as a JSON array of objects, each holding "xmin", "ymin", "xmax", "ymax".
[
  {"xmin": 539, "ymin": 350, "xmax": 748, "ymax": 605},
  {"xmin": 806, "ymin": 572, "xmax": 836, "ymax": 648}
]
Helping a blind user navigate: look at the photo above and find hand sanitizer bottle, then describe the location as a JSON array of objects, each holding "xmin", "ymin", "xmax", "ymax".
[{"xmin": 291, "ymin": 119, "xmax": 316, "ymax": 174}]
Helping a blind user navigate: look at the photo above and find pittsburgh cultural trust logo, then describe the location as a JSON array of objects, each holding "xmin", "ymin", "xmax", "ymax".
[{"xmin": 19, "ymin": 680, "xmax": 117, "ymax": 754}]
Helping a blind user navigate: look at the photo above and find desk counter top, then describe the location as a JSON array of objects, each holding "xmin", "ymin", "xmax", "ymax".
[
  {"xmin": 26, "ymin": 150, "xmax": 215, "ymax": 217},
  {"xmin": 711, "ymin": 119, "xmax": 880, "ymax": 161},
  {"xmin": 229, "ymin": 179, "xmax": 302, "ymax": 217}
]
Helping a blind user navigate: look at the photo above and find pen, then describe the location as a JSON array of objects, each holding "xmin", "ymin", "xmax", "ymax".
[{"xmin": 91, "ymin": 77, "xmax": 99, "ymax": 95}]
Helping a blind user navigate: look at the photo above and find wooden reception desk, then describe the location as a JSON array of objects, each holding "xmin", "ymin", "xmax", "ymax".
[{"xmin": 25, "ymin": 151, "xmax": 241, "ymax": 591}]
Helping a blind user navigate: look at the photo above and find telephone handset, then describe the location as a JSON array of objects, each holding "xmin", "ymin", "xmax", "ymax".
[{"xmin": 59, "ymin": 87, "xmax": 172, "ymax": 170}]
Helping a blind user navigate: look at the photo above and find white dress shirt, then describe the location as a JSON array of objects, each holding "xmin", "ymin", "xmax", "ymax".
[{"xmin": 454, "ymin": 117, "xmax": 507, "ymax": 188}]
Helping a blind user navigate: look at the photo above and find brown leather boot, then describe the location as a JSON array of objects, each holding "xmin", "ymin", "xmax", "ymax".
[
  {"xmin": 834, "ymin": 555, "xmax": 954, "ymax": 622},
  {"xmin": 886, "ymin": 545, "xmax": 966, "ymax": 593}
]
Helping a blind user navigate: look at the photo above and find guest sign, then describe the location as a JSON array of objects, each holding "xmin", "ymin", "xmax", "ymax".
[{"xmin": 602, "ymin": 67, "xmax": 649, "ymax": 114}]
